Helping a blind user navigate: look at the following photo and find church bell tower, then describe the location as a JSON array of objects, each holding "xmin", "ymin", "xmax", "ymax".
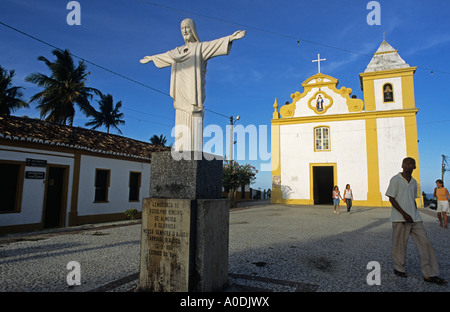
[{"xmin": 359, "ymin": 39, "xmax": 421, "ymax": 206}]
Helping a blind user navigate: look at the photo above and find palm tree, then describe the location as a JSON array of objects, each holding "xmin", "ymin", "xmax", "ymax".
[
  {"xmin": 25, "ymin": 49, "xmax": 99, "ymax": 125},
  {"xmin": 150, "ymin": 134, "xmax": 167, "ymax": 146},
  {"xmin": 86, "ymin": 93, "xmax": 125, "ymax": 134},
  {"xmin": 0, "ymin": 66, "xmax": 28, "ymax": 115}
]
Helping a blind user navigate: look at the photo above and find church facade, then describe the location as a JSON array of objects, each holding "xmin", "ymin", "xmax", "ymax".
[{"xmin": 271, "ymin": 40, "xmax": 421, "ymax": 207}]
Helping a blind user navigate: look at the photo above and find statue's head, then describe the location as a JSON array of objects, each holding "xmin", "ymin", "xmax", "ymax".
[{"xmin": 181, "ymin": 18, "xmax": 200, "ymax": 43}]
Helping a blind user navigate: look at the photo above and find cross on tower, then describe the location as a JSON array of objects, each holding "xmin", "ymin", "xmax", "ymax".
[{"xmin": 312, "ymin": 54, "xmax": 326, "ymax": 73}]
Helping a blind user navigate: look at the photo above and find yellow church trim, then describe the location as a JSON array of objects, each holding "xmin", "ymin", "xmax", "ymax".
[
  {"xmin": 313, "ymin": 125, "xmax": 331, "ymax": 152},
  {"xmin": 365, "ymin": 116, "xmax": 383, "ymax": 206},
  {"xmin": 272, "ymin": 98, "xmax": 280, "ymax": 119},
  {"xmin": 278, "ymin": 198, "xmax": 391, "ymax": 207},
  {"xmin": 302, "ymin": 73, "xmax": 363, "ymax": 113},
  {"xmin": 359, "ymin": 67, "xmax": 417, "ymax": 80},
  {"xmin": 279, "ymin": 91, "xmax": 304, "ymax": 118},
  {"xmin": 272, "ymin": 108, "xmax": 419, "ymax": 125},
  {"xmin": 374, "ymin": 49, "xmax": 398, "ymax": 55},
  {"xmin": 361, "ymin": 75, "xmax": 376, "ymax": 111},
  {"xmin": 309, "ymin": 162, "xmax": 337, "ymax": 202},
  {"xmin": 271, "ymin": 99, "xmax": 282, "ymax": 203},
  {"xmin": 301, "ymin": 73, "xmax": 338, "ymax": 88},
  {"xmin": 359, "ymin": 67, "xmax": 417, "ymax": 109},
  {"xmin": 279, "ymin": 73, "xmax": 364, "ymax": 118},
  {"xmin": 401, "ymin": 74, "xmax": 416, "ymax": 109},
  {"xmin": 307, "ymin": 90, "xmax": 333, "ymax": 114}
]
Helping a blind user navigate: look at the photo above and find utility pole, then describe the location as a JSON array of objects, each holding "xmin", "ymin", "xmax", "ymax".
[
  {"xmin": 443, "ymin": 155, "xmax": 445, "ymax": 181},
  {"xmin": 229, "ymin": 115, "xmax": 240, "ymax": 161},
  {"xmin": 442, "ymin": 154, "xmax": 449, "ymax": 181}
]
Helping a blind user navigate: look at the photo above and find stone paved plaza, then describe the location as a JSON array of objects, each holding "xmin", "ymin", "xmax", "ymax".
[{"xmin": 0, "ymin": 202, "xmax": 449, "ymax": 292}]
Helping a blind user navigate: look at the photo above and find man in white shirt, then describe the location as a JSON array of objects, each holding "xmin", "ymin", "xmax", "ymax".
[{"xmin": 386, "ymin": 157, "xmax": 446, "ymax": 284}]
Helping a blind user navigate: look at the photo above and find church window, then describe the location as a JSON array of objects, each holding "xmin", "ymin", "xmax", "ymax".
[
  {"xmin": 314, "ymin": 127, "xmax": 330, "ymax": 151},
  {"xmin": 383, "ymin": 83, "xmax": 394, "ymax": 102}
]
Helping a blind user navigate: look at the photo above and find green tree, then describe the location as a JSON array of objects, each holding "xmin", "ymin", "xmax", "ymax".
[
  {"xmin": 150, "ymin": 134, "xmax": 167, "ymax": 146},
  {"xmin": 25, "ymin": 49, "xmax": 99, "ymax": 125},
  {"xmin": 0, "ymin": 66, "xmax": 28, "ymax": 115},
  {"xmin": 86, "ymin": 93, "xmax": 125, "ymax": 134},
  {"xmin": 222, "ymin": 160, "xmax": 257, "ymax": 207}
]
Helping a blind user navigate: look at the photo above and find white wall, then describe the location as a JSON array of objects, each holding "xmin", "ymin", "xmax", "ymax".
[
  {"xmin": 280, "ymin": 119, "xmax": 368, "ymax": 201},
  {"xmin": 373, "ymin": 77, "xmax": 403, "ymax": 111},
  {"xmin": 77, "ymin": 155, "xmax": 151, "ymax": 216},
  {"xmin": 377, "ymin": 117, "xmax": 407, "ymax": 200},
  {"xmin": 0, "ymin": 146, "xmax": 74, "ymax": 226}
]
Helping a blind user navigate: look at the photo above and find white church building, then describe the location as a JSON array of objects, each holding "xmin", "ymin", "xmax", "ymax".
[{"xmin": 271, "ymin": 40, "xmax": 421, "ymax": 207}]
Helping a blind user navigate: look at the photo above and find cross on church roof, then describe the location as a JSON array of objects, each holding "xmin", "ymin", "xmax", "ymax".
[{"xmin": 312, "ymin": 53, "xmax": 326, "ymax": 73}]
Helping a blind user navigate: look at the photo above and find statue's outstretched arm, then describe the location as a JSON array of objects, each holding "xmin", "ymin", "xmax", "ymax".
[
  {"xmin": 230, "ymin": 30, "xmax": 246, "ymax": 42},
  {"xmin": 140, "ymin": 55, "xmax": 153, "ymax": 64}
]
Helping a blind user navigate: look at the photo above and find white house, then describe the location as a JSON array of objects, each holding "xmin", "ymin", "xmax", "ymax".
[{"xmin": 0, "ymin": 115, "xmax": 167, "ymax": 234}]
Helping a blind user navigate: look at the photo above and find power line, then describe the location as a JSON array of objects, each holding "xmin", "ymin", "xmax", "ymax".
[
  {"xmin": 0, "ymin": 21, "xmax": 171, "ymax": 97},
  {"xmin": 125, "ymin": 114, "xmax": 173, "ymax": 128},
  {"xmin": 138, "ymin": 0, "xmax": 367, "ymax": 56},
  {"xmin": 205, "ymin": 108, "xmax": 230, "ymax": 119},
  {"xmin": 0, "ymin": 20, "xmax": 238, "ymax": 119},
  {"xmin": 2, "ymin": 3, "xmax": 449, "ymax": 125},
  {"xmin": 0, "ymin": 20, "xmax": 235, "ymax": 119},
  {"xmin": 122, "ymin": 107, "xmax": 173, "ymax": 121},
  {"xmin": 137, "ymin": 0, "xmax": 450, "ymax": 75}
]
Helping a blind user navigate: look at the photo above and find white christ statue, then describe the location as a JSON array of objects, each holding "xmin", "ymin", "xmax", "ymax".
[{"xmin": 140, "ymin": 18, "xmax": 246, "ymax": 153}]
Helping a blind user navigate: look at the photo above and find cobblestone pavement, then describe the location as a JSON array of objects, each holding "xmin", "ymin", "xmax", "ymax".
[{"xmin": 0, "ymin": 203, "xmax": 449, "ymax": 293}]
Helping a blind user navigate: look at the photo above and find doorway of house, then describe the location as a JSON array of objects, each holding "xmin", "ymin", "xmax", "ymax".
[
  {"xmin": 313, "ymin": 166, "xmax": 334, "ymax": 205},
  {"xmin": 43, "ymin": 166, "xmax": 67, "ymax": 228}
]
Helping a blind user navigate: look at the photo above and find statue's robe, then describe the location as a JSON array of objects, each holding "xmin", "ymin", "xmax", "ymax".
[{"xmin": 151, "ymin": 36, "xmax": 233, "ymax": 151}]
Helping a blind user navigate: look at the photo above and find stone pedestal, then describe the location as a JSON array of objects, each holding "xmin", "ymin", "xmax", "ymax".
[
  {"xmin": 137, "ymin": 151, "xmax": 230, "ymax": 292},
  {"xmin": 149, "ymin": 151, "xmax": 223, "ymax": 199}
]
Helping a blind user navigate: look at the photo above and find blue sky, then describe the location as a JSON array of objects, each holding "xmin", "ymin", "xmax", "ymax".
[{"xmin": 1, "ymin": 0, "xmax": 450, "ymax": 194}]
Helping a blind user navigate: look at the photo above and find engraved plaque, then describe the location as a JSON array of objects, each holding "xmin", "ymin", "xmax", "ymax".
[{"xmin": 139, "ymin": 198, "xmax": 192, "ymax": 292}]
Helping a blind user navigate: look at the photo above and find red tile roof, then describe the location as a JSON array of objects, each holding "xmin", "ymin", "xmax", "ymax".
[{"xmin": 0, "ymin": 115, "xmax": 169, "ymax": 160}]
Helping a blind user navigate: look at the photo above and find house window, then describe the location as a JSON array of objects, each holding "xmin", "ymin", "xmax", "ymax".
[
  {"xmin": 94, "ymin": 169, "xmax": 110, "ymax": 202},
  {"xmin": 314, "ymin": 126, "xmax": 330, "ymax": 151},
  {"xmin": 129, "ymin": 172, "xmax": 141, "ymax": 201},
  {"xmin": 0, "ymin": 162, "xmax": 24, "ymax": 213},
  {"xmin": 383, "ymin": 83, "xmax": 394, "ymax": 102}
]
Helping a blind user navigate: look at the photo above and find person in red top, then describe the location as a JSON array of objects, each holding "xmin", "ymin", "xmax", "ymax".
[{"xmin": 433, "ymin": 179, "xmax": 450, "ymax": 228}]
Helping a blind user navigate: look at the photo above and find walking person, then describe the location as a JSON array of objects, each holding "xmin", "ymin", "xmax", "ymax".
[
  {"xmin": 433, "ymin": 179, "xmax": 450, "ymax": 229},
  {"xmin": 343, "ymin": 184, "xmax": 353, "ymax": 214},
  {"xmin": 332, "ymin": 185, "xmax": 343, "ymax": 215},
  {"xmin": 386, "ymin": 157, "xmax": 447, "ymax": 284}
]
